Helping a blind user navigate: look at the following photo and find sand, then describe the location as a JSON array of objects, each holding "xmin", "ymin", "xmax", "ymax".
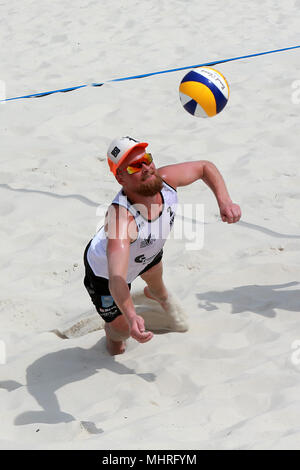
[{"xmin": 1, "ymin": 0, "xmax": 300, "ymax": 450}]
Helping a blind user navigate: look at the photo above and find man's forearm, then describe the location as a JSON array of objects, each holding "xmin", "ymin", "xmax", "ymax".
[
  {"xmin": 109, "ymin": 276, "xmax": 136, "ymax": 323},
  {"xmin": 202, "ymin": 161, "xmax": 232, "ymax": 207}
]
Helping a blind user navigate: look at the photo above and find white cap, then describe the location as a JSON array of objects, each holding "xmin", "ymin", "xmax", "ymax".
[{"xmin": 107, "ymin": 136, "xmax": 148, "ymax": 175}]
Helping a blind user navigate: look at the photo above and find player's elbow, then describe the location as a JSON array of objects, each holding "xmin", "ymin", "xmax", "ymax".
[
  {"xmin": 202, "ymin": 160, "xmax": 215, "ymax": 170},
  {"xmin": 201, "ymin": 160, "xmax": 217, "ymax": 178}
]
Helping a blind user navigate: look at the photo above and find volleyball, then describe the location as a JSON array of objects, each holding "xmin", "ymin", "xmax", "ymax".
[{"xmin": 179, "ymin": 67, "xmax": 230, "ymax": 118}]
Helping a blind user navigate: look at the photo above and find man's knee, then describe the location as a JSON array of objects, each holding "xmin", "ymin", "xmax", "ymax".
[{"xmin": 140, "ymin": 260, "xmax": 163, "ymax": 281}]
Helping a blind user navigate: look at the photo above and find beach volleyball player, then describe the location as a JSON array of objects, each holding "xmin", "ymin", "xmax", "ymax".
[{"xmin": 84, "ymin": 136, "xmax": 241, "ymax": 355}]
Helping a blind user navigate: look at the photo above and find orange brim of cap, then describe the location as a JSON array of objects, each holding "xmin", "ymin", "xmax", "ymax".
[{"xmin": 109, "ymin": 142, "xmax": 148, "ymax": 175}]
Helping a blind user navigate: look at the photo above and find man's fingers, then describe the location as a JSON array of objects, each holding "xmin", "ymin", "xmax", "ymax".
[
  {"xmin": 130, "ymin": 317, "xmax": 154, "ymax": 343},
  {"xmin": 220, "ymin": 203, "xmax": 241, "ymax": 224},
  {"xmin": 138, "ymin": 332, "xmax": 154, "ymax": 343},
  {"xmin": 232, "ymin": 208, "xmax": 241, "ymax": 221},
  {"xmin": 222, "ymin": 208, "xmax": 241, "ymax": 223},
  {"xmin": 224, "ymin": 212, "xmax": 234, "ymax": 223},
  {"xmin": 132, "ymin": 330, "xmax": 153, "ymax": 343},
  {"xmin": 137, "ymin": 316, "xmax": 146, "ymax": 332}
]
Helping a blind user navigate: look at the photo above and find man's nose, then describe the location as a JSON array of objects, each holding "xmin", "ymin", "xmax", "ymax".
[{"xmin": 141, "ymin": 162, "xmax": 150, "ymax": 172}]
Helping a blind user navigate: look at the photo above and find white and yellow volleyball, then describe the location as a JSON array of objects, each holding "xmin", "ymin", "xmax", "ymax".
[{"xmin": 179, "ymin": 67, "xmax": 230, "ymax": 118}]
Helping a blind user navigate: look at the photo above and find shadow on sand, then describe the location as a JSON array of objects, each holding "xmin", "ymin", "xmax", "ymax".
[
  {"xmin": 197, "ymin": 281, "xmax": 300, "ymax": 318},
  {"xmin": 0, "ymin": 337, "xmax": 156, "ymax": 426}
]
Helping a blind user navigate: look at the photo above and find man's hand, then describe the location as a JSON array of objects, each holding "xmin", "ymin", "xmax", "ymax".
[
  {"xmin": 128, "ymin": 315, "xmax": 154, "ymax": 343},
  {"xmin": 219, "ymin": 202, "xmax": 241, "ymax": 224}
]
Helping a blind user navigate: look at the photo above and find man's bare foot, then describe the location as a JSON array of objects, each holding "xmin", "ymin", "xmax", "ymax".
[
  {"xmin": 144, "ymin": 286, "xmax": 170, "ymax": 311},
  {"xmin": 105, "ymin": 336, "xmax": 126, "ymax": 355},
  {"xmin": 104, "ymin": 324, "xmax": 127, "ymax": 355}
]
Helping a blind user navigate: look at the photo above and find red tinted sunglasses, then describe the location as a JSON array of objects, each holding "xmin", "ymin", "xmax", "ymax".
[{"xmin": 118, "ymin": 153, "xmax": 153, "ymax": 175}]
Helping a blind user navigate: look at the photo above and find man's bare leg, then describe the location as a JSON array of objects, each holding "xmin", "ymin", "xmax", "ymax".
[
  {"xmin": 104, "ymin": 314, "xmax": 130, "ymax": 356},
  {"xmin": 141, "ymin": 260, "xmax": 189, "ymax": 332},
  {"xmin": 140, "ymin": 261, "xmax": 170, "ymax": 311}
]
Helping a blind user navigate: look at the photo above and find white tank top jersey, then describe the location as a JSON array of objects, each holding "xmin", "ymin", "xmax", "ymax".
[{"xmin": 87, "ymin": 181, "xmax": 178, "ymax": 283}]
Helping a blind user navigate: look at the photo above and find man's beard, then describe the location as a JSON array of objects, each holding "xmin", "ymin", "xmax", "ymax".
[{"xmin": 135, "ymin": 172, "xmax": 163, "ymax": 197}]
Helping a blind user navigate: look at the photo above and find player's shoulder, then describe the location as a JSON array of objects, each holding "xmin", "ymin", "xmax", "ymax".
[
  {"xmin": 105, "ymin": 203, "xmax": 137, "ymax": 244},
  {"xmin": 107, "ymin": 203, "xmax": 135, "ymax": 222},
  {"xmin": 157, "ymin": 164, "xmax": 182, "ymax": 189}
]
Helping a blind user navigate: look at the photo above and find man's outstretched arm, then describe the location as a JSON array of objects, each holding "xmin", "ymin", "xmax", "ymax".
[
  {"xmin": 106, "ymin": 205, "xmax": 154, "ymax": 343},
  {"xmin": 158, "ymin": 161, "xmax": 241, "ymax": 224}
]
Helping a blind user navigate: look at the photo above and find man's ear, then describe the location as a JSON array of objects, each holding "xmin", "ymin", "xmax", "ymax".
[{"xmin": 115, "ymin": 171, "xmax": 123, "ymax": 185}]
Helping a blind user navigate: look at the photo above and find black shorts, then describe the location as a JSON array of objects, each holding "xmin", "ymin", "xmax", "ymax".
[{"xmin": 83, "ymin": 241, "xmax": 163, "ymax": 323}]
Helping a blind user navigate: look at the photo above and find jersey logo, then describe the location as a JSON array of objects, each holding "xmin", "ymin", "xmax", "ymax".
[
  {"xmin": 140, "ymin": 233, "xmax": 156, "ymax": 248},
  {"xmin": 167, "ymin": 206, "xmax": 175, "ymax": 227},
  {"xmin": 134, "ymin": 253, "xmax": 158, "ymax": 264}
]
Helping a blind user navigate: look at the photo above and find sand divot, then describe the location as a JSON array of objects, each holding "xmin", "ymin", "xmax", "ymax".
[
  {"xmin": 132, "ymin": 290, "xmax": 189, "ymax": 333},
  {"xmin": 79, "ymin": 421, "xmax": 103, "ymax": 435},
  {"xmin": 51, "ymin": 291, "xmax": 189, "ymax": 339},
  {"xmin": 52, "ymin": 315, "xmax": 104, "ymax": 339},
  {"xmin": 163, "ymin": 293, "xmax": 189, "ymax": 332}
]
